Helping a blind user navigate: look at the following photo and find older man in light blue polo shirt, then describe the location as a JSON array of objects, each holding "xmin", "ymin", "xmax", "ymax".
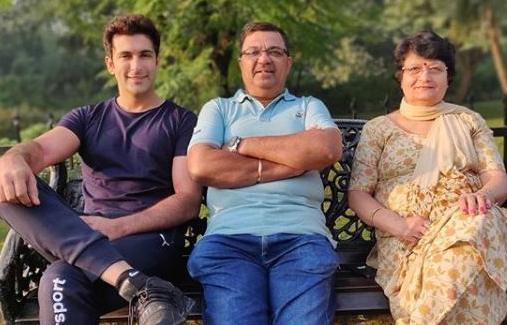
[{"xmin": 187, "ymin": 21, "xmax": 342, "ymax": 325}]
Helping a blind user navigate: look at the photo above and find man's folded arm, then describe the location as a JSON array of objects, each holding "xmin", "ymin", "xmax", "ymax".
[
  {"xmin": 187, "ymin": 143, "xmax": 303, "ymax": 189},
  {"xmin": 238, "ymin": 127, "xmax": 342, "ymax": 170}
]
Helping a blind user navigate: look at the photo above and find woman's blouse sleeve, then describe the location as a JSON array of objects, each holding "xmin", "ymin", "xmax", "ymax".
[
  {"xmin": 468, "ymin": 112, "xmax": 505, "ymax": 173},
  {"xmin": 349, "ymin": 118, "xmax": 386, "ymax": 193}
]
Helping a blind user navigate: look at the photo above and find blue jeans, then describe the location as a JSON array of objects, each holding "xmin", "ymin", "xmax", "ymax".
[{"xmin": 187, "ymin": 233, "xmax": 339, "ymax": 325}]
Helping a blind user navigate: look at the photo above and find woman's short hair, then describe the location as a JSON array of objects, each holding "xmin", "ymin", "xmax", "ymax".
[
  {"xmin": 394, "ymin": 31, "xmax": 455, "ymax": 84},
  {"xmin": 103, "ymin": 14, "xmax": 161, "ymax": 57}
]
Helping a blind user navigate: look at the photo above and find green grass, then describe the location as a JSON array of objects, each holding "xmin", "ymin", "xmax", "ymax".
[
  {"xmin": 0, "ymin": 219, "xmax": 8, "ymax": 248},
  {"xmin": 474, "ymin": 100, "xmax": 506, "ymax": 157}
]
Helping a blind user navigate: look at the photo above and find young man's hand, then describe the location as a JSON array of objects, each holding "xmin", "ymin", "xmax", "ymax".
[
  {"xmin": 81, "ymin": 216, "xmax": 126, "ymax": 241},
  {"xmin": 0, "ymin": 154, "xmax": 39, "ymax": 206}
]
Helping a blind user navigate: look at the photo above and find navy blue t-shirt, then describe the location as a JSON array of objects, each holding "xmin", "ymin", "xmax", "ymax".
[{"xmin": 58, "ymin": 98, "xmax": 197, "ymax": 216}]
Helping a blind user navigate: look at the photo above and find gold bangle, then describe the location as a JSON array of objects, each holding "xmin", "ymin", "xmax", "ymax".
[
  {"xmin": 369, "ymin": 207, "xmax": 383, "ymax": 227},
  {"xmin": 257, "ymin": 159, "xmax": 263, "ymax": 183}
]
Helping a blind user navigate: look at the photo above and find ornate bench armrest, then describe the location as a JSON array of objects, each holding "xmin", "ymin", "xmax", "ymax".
[{"xmin": 0, "ymin": 230, "xmax": 25, "ymax": 325}]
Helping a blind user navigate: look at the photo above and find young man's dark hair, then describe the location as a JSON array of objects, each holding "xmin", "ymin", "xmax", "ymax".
[{"xmin": 103, "ymin": 14, "xmax": 161, "ymax": 57}]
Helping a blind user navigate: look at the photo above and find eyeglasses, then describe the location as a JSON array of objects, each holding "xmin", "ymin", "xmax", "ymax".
[
  {"xmin": 402, "ymin": 64, "xmax": 448, "ymax": 76},
  {"xmin": 240, "ymin": 47, "xmax": 289, "ymax": 59}
]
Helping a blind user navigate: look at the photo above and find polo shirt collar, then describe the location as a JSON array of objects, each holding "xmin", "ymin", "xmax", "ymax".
[{"xmin": 232, "ymin": 88, "xmax": 296, "ymax": 103}]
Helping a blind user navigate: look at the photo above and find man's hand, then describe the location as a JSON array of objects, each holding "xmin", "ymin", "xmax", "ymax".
[
  {"xmin": 81, "ymin": 216, "xmax": 125, "ymax": 241},
  {"xmin": 0, "ymin": 128, "xmax": 81, "ymax": 207},
  {"xmin": 0, "ymin": 155, "xmax": 39, "ymax": 206}
]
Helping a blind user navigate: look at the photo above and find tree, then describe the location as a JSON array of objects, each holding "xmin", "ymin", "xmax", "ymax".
[
  {"xmin": 378, "ymin": 0, "xmax": 507, "ymax": 102},
  {"xmin": 434, "ymin": 0, "xmax": 507, "ymax": 100},
  {"xmin": 48, "ymin": 0, "xmax": 361, "ymax": 111},
  {"xmin": 5, "ymin": 0, "xmax": 504, "ymax": 119},
  {"xmin": 483, "ymin": 1, "xmax": 507, "ymax": 95},
  {"xmin": 0, "ymin": 0, "xmax": 112, "ymax": 111},
  {"xmin": 0, "ymin": 0, "xmax": 10, "ymax": 9}
]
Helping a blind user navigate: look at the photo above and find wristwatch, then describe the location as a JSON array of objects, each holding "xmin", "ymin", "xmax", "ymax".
[{"xmin": 226, "ymin": 136, "xmax": 242, "ymax": 153}]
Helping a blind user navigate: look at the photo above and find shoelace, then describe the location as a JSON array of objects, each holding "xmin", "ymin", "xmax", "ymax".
[
  {"xmin": 127, "ymin": 286, "xmax": 179, "ymax": 325},
  {"xmin": 128, "ymin": 289, "xmax": 149, "ymax": 325},
  {"xmin": 128, "ymin": 294, "xmax": 139, "ymax": 325}
]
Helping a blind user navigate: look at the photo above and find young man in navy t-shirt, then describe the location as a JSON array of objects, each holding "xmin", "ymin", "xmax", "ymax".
[{"xmin": 0, "ymin": 14, "xmax": 201, "ymax": 325}]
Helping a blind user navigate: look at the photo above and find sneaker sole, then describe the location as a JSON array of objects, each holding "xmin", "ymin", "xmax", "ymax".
[
  {"xmin": 172, "ymin": 299, "xmax": 194, "ymax": 325},
  {"xmin": 182, "ymin": 295, "xmax": 196, "ymax": 317}
]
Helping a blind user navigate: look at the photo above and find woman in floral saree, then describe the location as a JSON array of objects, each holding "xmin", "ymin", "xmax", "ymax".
[{"xmin": 348, "ymin": 31, "xmax": 507, "ymax": 325}]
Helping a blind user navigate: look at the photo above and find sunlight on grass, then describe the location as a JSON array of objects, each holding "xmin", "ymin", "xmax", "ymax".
[
  {"xmin": 0, "ymin": 219, "xmax": 8, "ymax": 248},
  {"xmin": 474, "ymin": 100, "xmax": 505, "ymax": 157}
]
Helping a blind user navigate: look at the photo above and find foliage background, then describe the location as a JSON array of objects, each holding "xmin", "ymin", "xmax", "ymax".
[{"xmin": 0, "ymin": 0, "xmax": 506, "ymax": 142}]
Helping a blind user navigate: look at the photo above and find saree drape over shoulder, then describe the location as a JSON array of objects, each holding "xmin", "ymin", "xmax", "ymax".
[{"xmin": 349, "ymin": 100, "xmax": 507, "ymax": 325}]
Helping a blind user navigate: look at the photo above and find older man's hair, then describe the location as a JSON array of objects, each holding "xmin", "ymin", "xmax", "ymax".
[{"xmin": 239, "ymin": 21, "xmax": 290, "ymax": 56}]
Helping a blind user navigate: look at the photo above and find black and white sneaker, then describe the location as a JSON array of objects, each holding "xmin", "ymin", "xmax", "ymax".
[{"xmin": 119, "ymin": 276, "xmax": 195, "ymax": 325}]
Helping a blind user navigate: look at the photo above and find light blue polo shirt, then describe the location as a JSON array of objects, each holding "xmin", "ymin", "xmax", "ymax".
[{"xmin": 189, "ymin": 89, "xmax": 338, "ymax": 246}]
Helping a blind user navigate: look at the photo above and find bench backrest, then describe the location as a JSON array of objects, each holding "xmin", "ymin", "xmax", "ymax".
[
  {"xmin": 57, "ymin": 119, "xmax": 373, "ymax": 261},
  {"xmin": 1, "ymin": 119, "xmax": 372, "ymax": 316}
]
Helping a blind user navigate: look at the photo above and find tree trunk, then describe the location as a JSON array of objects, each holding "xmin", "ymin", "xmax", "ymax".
[
  {"xmin": 454, "ymin": 49, "xmax": 483, "ymax": 104},
  {"xmin": 484, "ymin": 2, "xmax": 507, "ymax": 95},
  {"xmin": 209, "ymin": 30, "xmax": 235, "ymax": 97}
]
